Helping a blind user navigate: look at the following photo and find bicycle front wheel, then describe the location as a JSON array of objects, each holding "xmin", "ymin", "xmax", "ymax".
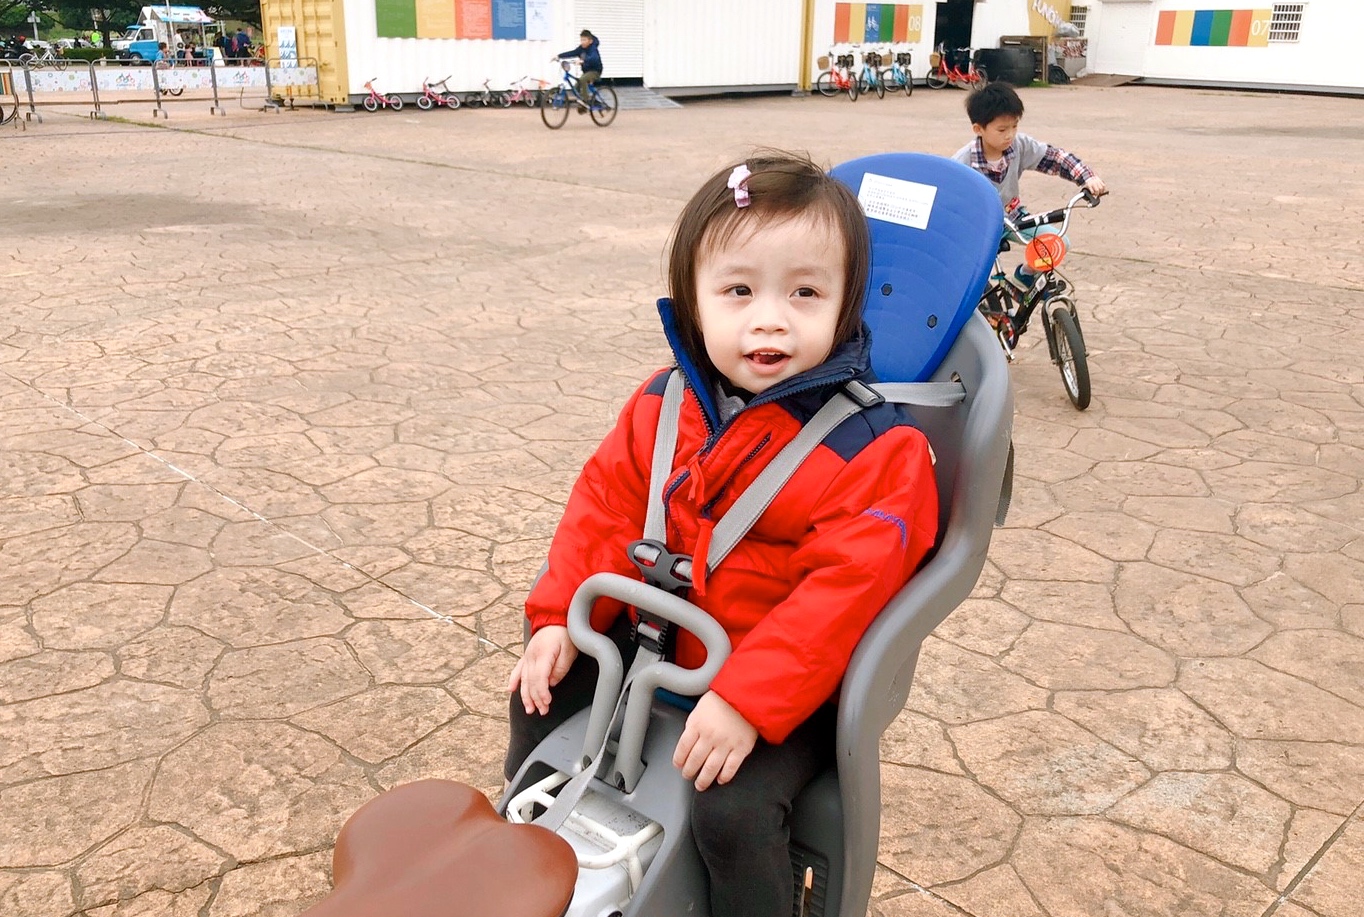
[
  {"xmin": 926, "ymin": 68, "xmax": 948, "ymax": 90},
  {"xmin": 494, "ymin": 91, "xmax": 511, "ymax": 108},
  {"xmin": 814, "ymin": 71, "xmax": 837, "ymax": 97},
  {"xmin": 1050, "ymin": 304, "xmax": 1091, "ymax": 410},
  {"xmin": 540, "ymin": 91, "xmax": 569, "ymax": 129},
  {"xmin": 589, "ymin": 85, "xmax": 617, "ymax": 126},
  {"xmin": 362, "ymin": 95, "xmax": 378, "ymax": 112},
  {"xmin": 416, "ymin": 94, "xmax": 433, "ymax": 110}
]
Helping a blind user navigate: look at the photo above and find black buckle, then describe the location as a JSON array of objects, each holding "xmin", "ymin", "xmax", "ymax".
[{"xmin": 628, "ymin": 539, "xmax": 694, "ymax": 594}]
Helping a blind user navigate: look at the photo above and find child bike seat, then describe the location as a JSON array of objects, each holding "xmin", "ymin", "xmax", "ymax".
[{"xmin": 299, "ymin": 779, "xmax": 577, "ymax": 917}]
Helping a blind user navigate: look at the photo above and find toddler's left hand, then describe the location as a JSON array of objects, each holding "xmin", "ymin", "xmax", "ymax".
[
  {"xmin": 673, "ymin": 691, "xmax": 758, "ymax": 791},
  {"xmin": 1083, "ymin": 176, "xmax": 1108, "ymax": 198}
]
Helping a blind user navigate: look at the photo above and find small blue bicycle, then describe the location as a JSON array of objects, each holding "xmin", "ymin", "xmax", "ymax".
[
  {"xmin": 880, "ymin": 49, "xmax": 914, "ymax": 96},
  {"xmin": 540, "ymin": 61, "xmax": 618, "ymax": 129}
]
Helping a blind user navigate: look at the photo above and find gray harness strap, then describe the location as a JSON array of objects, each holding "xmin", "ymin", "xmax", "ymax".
[
  {"xmin": 536, "ymin": 370, "xmax": 967, "ymax": 831},
  {"xmin": 704, "ymin": 379, "xmax": 965, "ymax": 572},
  {"xmin": 642, "ymin": 371, "xmax": 686, "ymax": 545}
]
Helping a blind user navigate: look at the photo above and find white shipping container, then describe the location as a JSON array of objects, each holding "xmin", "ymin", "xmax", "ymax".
[{"xmin": 644, "ymin": 0, "xmax": 804, "ymax": 93}]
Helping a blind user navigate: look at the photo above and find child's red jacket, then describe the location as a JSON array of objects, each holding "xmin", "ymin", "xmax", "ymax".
[{"xmin": 526, "ymin": 303, "xmax": 939, "ymax": 744}]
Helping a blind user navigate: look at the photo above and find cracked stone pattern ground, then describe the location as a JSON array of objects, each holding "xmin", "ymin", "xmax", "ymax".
[{"xmin": 0, "ymin": 87, "xmax": 1361, "ymax": 917}]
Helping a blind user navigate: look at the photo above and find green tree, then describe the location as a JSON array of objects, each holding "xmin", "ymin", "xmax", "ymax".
[
  {"xmin": 46, "ymin": 0, "xmax": 143, "ymax": 46},
  {"xmin": 203, "ymin": 0, "xmax": 260, "ymax": 28}
]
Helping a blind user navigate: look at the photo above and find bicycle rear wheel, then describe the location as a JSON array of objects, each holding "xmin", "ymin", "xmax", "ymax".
[
  {"xmin": 846, "ymin": 76, "xmax": 859, "ymax": 101},
  {"xmin": 1050, "ymin": 304, "xmax": 1090, "ymax": 410},
  {"xmin": 494, "ymin": 91, "xmax": 511, "ymax": 108},
  {"xmin": 870, "ymin": 71, "xmax": 885, "ymax": 98},
  {"xmin": 589, "ymin": 84, "xmax": 617, "ymax": 126},
  {"xmin": 540, "ymin": 90, "xmax": 569, "ymax": 129},
  {"xmin": 388, "ymin": 95, "xmax": 404, "ymax": 111}
]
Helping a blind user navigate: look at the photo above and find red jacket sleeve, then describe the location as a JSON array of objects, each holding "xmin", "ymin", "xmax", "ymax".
[
  {"xmin": 524, "ymin": 372, "xmax": 665, "ymax": 633},
  {"xmin": 707, "ymin": 425, "xmax": 938, "ymax": 743}
]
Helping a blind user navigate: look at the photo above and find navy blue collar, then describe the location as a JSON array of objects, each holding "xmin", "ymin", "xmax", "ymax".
[{"xmin": 655, "ymin": 298, "xmax": 873, "ymax": 433}]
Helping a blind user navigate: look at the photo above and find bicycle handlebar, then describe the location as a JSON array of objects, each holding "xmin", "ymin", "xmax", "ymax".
[{"xmin": 1005, "ymin": 189, "xmax": 1103, "ymax": 239}]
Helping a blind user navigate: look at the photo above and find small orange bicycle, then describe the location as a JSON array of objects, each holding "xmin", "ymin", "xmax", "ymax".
[{"xmin": 926, "ymin": 45, "xmax": 988, "ymax": 90}]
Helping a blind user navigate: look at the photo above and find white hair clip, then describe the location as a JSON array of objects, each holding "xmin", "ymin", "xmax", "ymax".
[{"xmin": 727, "ymin": 164, "xmax": 752, "ymax": 208}]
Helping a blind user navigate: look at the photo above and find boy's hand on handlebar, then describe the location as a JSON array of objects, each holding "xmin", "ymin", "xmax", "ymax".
[
  {"xmin": 673, "ymin": 691, "xmax": 758, "ymax": 791},
  {"xmin": 1082, "ymin": 176, "xmax": 1108, "ymax": 199},
  {"xmin": 508, "ymin": 625, "xmax": 577, "ymax": 716}
]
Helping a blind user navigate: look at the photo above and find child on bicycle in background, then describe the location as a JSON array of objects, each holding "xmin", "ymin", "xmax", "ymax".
[
  {"xmin": 553, "ymin": 29, "xmax": 602, "ymax": 109},
  {"xmin": 505, "ymin": 152, "xmax": 939, "ymax": 917},
  {"xmin": 952, "ymin": 81, "xmax": 1107, "ymax": 294}
]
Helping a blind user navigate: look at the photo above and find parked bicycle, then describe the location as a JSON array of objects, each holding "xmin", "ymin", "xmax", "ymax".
[
  {"xmin": 416, "ymin": 76, "xmax": 461, "ymax": 110},
  {"xmin": 814, "ymin": 50, "xmax": 859, "ymax": 101},
  {"xmin": 857, "ymin": 48, "xmax": 886, "ymax": 99},
  {"xmin": 507, "ymin": 74, "xmax": 549, "ymax": 107},
  {"xmin": 977, "ymin": 189, "xmax": 1102, "ymax": 410},
  {"xmin": 361, "ymin": 78, "xmax": 403, "ymax": 112},
  {"xmin": 19, "ymin": 45, "xmax": 69, "ymax": 71},
  {"xmin": 464, "ymin": 78, "xmax": 510, "ymax": 108},
  {"xmin": 926, "ymin": 45, "xmax": 988, "ymax": 90},
  {"xmin": 539, "ymin": 61, "xmax": 617, "ymax": 128},
  {"xmin": 879, "ymin": 49, "xmax": 914, "ymax": 96}
]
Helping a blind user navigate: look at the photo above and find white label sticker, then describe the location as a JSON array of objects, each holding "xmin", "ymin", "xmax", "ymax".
[{"xmin": 857, "ymin": 173, "xmax": 938, "ymax": 230}]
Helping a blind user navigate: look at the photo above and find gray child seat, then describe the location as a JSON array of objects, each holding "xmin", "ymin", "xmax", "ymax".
[{"xmin": 502, "ymin": 152, "xmax": 1013, "ymax": 917}]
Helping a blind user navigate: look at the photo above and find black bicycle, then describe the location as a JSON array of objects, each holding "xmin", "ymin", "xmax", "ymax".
[{"xmin": 977, "ymin": 190, "xmax": 1103, "ymax": 410}]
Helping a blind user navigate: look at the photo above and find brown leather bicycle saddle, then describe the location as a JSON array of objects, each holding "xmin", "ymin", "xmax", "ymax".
[{"xmin": 301, "ymin": 779, "xmax": 578, "ymax": 917}]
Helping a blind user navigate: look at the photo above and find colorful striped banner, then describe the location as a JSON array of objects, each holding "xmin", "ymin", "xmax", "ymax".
[
  {"xmin": 834, "ymin": 4, "xmax": 923, "ymax": 45},
  {"xmin": 376, "ymin": 0, "xmax": 541, "ymax": 39},
  {"xmin": 1155, "ymin": 9, "xmax": 1271, "ymax": 46}
]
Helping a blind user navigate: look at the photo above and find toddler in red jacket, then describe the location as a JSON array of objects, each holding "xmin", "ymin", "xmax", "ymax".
[{"xmin": 506, "ymin": 151, "xmax": 939, "ymax": 917}]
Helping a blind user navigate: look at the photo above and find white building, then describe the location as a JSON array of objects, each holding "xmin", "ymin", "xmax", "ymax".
[{"xmin": 256, "ymin": 0, "xmax": 1363, "ymax": 106}]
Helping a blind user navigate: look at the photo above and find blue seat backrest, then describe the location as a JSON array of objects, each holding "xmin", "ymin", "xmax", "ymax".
[{"xmin": 830, "ymin": 153, "xmax": 1003, "ymax": 383}]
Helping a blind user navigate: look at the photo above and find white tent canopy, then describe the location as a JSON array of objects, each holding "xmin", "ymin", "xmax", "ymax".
[{"xmin": 144, "ymin": 6, "xmax": 215, "ymax": 25}]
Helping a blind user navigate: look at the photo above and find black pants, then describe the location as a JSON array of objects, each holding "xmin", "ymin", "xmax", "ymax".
[{"xmin": 504, "ymin": 620, "xmax": 835, "ymax": 917}]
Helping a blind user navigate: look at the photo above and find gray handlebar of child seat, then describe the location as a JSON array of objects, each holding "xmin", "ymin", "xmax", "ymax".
[{"xmin": 568, "ymin": 573, "xmax": 731, "ymax": 792}]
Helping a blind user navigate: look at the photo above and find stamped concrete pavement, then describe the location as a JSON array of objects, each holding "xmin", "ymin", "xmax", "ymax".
[{"xmin": 1, "ymin": 85, "xmax": 1361, "ymax": 917}]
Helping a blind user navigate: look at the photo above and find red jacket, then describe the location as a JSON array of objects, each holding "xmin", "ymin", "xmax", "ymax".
[{"xmin": 526, "ymin": 304, "xmax": 938, "ymax": 743}]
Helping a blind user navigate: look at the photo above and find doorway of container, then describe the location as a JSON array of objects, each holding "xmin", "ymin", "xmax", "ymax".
[
  {"xmin": 932, "ymin": 0, "xmax": 975, "ymax": 52},
  {"xmin": 574, "ymin": 0, "xmax": 644, "ymax": 80}
]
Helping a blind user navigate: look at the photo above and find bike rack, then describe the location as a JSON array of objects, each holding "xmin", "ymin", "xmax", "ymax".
[
  {"xmin": 19, "ymin": 61, "xmax": 42, "ymax": 123},
  {"xmin": 264, "ymin": 56, "xmax": 320, "ymax": 110},
  {"xmin": 0, "ymin": 63, "xmax": 24, "ymax": 129},
  {"xmin": 85, "ymin": 61, "xmax": 108, "ymax": 120},
  {"xmin": 149, "ymin": 60, "xmax": 168, "ymax": 118},
  {"xmin": 206, "ymin": 60, "xmax": 224, "ymax": 115}
]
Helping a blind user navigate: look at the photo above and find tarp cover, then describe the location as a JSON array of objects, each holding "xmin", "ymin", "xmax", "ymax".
[{"xmin": 146, "ymin": 6, "xmax": 214, "ymax": 24}]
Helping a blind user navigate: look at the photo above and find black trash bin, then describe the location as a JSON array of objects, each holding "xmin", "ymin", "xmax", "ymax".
[{"xmin": 975, "ymin": 46, "xmax": 1037, "ymax": 87}]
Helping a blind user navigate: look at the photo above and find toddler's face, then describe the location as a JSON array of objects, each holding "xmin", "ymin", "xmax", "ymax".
[{"xmin": 694, "ymin": 215, "xmax": 845, "ymax": 395}]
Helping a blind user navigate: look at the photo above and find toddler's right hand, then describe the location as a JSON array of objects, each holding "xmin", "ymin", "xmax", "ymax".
[{"xmin": 507, "ymin": 625, "xmax": 577, "ymax": 716}]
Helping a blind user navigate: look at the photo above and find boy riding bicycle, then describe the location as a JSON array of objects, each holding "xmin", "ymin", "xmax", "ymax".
[
  {"xmin": 553, "ymin": 29, "xmax": 603, "ymax": 110},
  {"xmin": 952, "ymin": 82, "xmax": 1107, "ymax": 296}
]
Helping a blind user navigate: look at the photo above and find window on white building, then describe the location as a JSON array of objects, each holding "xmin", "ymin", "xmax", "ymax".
[
  {"xmin": 1068, "ymin": 6, "xmax": 1088, "ymax": 38},
  {"xmin": 1269, "ymin": 3, "xmax": 1305, "ymax": 42}
]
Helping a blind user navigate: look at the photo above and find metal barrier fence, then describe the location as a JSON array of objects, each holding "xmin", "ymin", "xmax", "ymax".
[{"xmin": 7, "ymin": 59, "xmax": 319, "ymax": 122}]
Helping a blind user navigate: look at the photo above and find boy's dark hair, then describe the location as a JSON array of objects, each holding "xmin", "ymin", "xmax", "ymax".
[
  {"xmin": 580, "ymin": 29, "xmax": 595, "ymax": 39},
  {"xmin": 966, "ymin": 81, "xmax": 1024, "ymax": 127},
  {"xmin": 667, "ymin": 152, "xmax": 870, "ymax": 370}
]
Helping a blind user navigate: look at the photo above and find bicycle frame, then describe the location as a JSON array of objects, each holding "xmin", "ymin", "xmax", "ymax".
[{"xmin": 978, "ymin": 189, "xmax": 1100, "ymax": 413}]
